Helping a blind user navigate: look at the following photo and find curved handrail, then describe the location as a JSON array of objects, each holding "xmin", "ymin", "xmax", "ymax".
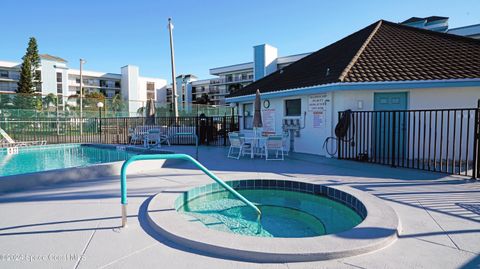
[{"xmin": 120, "ymin": 153, "xmax": 261, "ymax": 227}]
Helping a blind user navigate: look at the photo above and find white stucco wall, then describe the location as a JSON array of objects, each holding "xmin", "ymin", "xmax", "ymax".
[
  {"xmin": 138, "ymin": 77, "xmax": 167, "ymax": 101},
  {"xmin": 39, "ymin": 59, "xmax": 57, "ymax": 95},
  {"xmin": 238, "ymin": 86, "xmax": 480, "ymax": 159},
  {"xmin": 121, "ymin": 65, "xmax": 140, "ymax": 113}
]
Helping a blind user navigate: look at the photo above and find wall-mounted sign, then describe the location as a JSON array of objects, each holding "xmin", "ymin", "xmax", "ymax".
[
  {"xmin": 263, "ymin": 99, "xmax": 270, "ymax": 109},
  {"xmin": 308, "ymin": 94, "xmax": 329, "ymax": 112},
  {"xmin": 313, "ymin": 111, "xmax": 325, "ymax": 128},
  {"xmin": 262, "ymin": 108, "xmax": 276, "ymax": 135}
]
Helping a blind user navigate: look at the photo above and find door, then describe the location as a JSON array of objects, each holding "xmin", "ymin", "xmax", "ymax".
[{"xmin": 373, "ymin": 92, "xmax": 408, "ymax": 163}]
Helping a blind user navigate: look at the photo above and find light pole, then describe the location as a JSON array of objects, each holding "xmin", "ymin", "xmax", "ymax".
[
  {"xmin": 79, "ymin": 59, "xmax": 86, "ymax": 136},
  {"xmin": 97, "ymin": 102, "xmax": 104, "ymax": 143},
  {"xmin": 167, "ymin": 18, "xmax": 179, "ymax": 120}
]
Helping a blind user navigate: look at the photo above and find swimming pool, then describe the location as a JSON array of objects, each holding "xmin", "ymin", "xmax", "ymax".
[{"xmin": 0, "ymin": 144, "xmax": 137, "ymax": 177}]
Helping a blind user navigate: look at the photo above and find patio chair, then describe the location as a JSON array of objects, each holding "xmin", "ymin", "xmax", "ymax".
[
  {"xmin": 264, "ymin": 135, "xmax": 284, "ymax": 161},
  {"xmin": 129, "ymin": 126, "xmax": 145, "ymax": 145},
  {"xmin": 238, "ymin": 133, "xmax": 254, "ymax": 157},
  {"xmin": 0, "ymin": 127, "xmax": 46, "ymax": 148},
  {"xmin": 144, "ymin": 128, "xmax": 171, "ymax": 148},
  {"xmin": 227, "ymin": 132, "xmax": 251, "ymax": 159}
]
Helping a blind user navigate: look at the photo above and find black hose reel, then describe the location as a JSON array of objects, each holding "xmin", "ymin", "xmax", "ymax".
[{"xmin": 323, "ymin": 109, "xmax": 356, "ymax": 157}]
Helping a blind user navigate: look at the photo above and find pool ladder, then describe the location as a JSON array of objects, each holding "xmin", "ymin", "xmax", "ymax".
[{"xmin": 120, "ymin": 153, "xmax": 262, "ymax": 228}]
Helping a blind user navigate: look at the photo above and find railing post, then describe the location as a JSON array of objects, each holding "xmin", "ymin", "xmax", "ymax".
[
  {"xmin": 125, "ymin": 117, "xmax": 129, "ymax": 144},
  {"xmin": 391, "ymin": 111, "xmax": 396, "ymax": 167},
  {"xmin": 223, "ymin": 115, "xmax": 227, "ymax": 146},
  {"xmin": 337, "ymin": 111, "xmax": 342, "ymax": 159},
  {"xmin": 473, "ymin": 100, "xmax": 480, "ymax": 179}
]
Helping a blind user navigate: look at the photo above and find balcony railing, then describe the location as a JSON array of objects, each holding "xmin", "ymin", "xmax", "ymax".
[{"xmin": 210, "ymin": 76, "xmax": 253, "ymax": 85}]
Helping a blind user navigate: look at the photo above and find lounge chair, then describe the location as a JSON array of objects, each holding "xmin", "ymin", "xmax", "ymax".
[
  {"xmin": 0, "ymin": 127, "xmax": 46, "ymax": 148},
  {"xmin": 129, "ymin": 125, "xmax": 170, "ymax": 146}
]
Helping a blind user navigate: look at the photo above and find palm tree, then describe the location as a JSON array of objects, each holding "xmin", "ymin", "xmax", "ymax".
[
  {"xmin": 137, "ymin": 106, "xmax": 145, "ymax": 117},
  {"xmin": 43, "ymin": 93, "xmax": 57, "ymax": 111},
  {"xmin": 111, "ymin": 94, "xmax": 124, "ymax": 113}
]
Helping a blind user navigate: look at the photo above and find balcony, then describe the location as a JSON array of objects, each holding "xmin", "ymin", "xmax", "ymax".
[
  {"xmin": 69, "ymin": 80, "xmax": 120, "ymax": 89},
  {"xmin": 209, "ymin": 76, "xmax": 253, "ymax": 85}
]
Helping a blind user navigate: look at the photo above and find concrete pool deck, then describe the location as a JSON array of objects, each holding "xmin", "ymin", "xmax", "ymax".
[{"xmin": 0, "ymin": 145, "xmax": 479, "ymax": 268}]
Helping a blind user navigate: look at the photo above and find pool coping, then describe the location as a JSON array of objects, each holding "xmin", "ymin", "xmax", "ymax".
[
  {"xmin": 0, "ymin": 144, "xmax": 173, "ymax": 194},
  {"xmin": 147, "ymin": 178, "xmax": 400, "ymax": 262}
]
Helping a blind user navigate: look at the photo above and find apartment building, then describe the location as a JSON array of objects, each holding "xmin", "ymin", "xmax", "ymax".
[
  {"xmin": 165, "ymin": 74, "xmax": 197, "ymax": 110},
  {"xmin": 0, "ymin": 54, "xmax": 167, "ymax": 113},
  {"xmin": 159, "ymin": 44, "xmax": 310, "ymax": 108},
  {"xmin": 207, "ymin": 46, "xmax": 310, "ymax": 105},
  {"xmin": 400, "ymin": 16, "xmax": 480, "ymax": 38}
]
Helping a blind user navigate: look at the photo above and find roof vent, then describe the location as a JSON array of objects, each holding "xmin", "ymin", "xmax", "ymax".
[{"xmin": 326, "ymin": 68, "xmax": 330, "ymax": 77}]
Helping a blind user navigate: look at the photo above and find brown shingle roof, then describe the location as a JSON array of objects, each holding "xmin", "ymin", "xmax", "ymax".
[{"xmin": 228, "ymin": 20, "xmax": 480, "ymax": 98}]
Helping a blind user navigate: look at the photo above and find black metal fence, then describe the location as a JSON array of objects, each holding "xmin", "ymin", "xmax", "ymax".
[
  {"xmin": 0, "ymin": 115, "xmax": 239, "ymax": 147},
  {"xmin": 338, "ymin": 105, "xmax": 480, "ymax": 179}
]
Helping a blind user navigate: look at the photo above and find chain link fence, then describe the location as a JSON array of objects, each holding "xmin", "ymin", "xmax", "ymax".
[{"xmin": 0, "ymin": 93, "xmax": 233, "ymax": 118}]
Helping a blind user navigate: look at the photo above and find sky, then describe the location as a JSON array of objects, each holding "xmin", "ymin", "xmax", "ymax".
[{"xmin": 1, "ymin": 0, "xmax": 479, "ymax": 82}]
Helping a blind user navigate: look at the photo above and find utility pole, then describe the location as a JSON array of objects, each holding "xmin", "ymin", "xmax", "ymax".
[
  {"xmin": 79, "ymin": 59, "xmax": 86, "ymax": 136},
  {"xmin": 168, "ymin": 18, "xmax": 179, "ymax": 119}
]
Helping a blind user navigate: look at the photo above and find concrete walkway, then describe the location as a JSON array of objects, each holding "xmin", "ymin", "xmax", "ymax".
[{"xmin": 0, "ymin": 146, "xmax": 479, "ymax": 269}]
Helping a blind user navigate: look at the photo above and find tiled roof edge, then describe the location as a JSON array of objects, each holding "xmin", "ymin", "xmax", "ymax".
[{"xmin": 338, "ymin": 20, "xmax": 383, "ymax": 82}]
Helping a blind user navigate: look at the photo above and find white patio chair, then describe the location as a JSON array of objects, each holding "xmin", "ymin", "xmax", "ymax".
[
  {"xmin": 129, "ymin": 126, "xmax": 145, "ymax": 145},
  {"xmin": 264, "ymin": 135, "xmax": 284, "ymax": 161},
  {"xmin": 227, "ymin": 132, "xmax": 251, "ymax": 159},
  {"xmin": 144, "ymin": 128, "xmax": 171, "ymax": 148},
  {"xmin": 238, "ymin": 133, "xmax": 255, "ymax": 157}
]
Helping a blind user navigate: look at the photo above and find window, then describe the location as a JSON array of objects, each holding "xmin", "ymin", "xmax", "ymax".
[
  {"xmin": 56, "ymin": 72, "xmax": 62, "ymax": 83},
  {"xmin": 285, "ymin": 99, "xmax": 301, "ymax": 116},
  {"xmin": 76, "ymin": 78, "xmax": 80, "ymax": 84},
  {"xmin": 243, "ymin": 103, "xmax": 253, "ymax": 129},
  {"xmin": 0, "ymin": 70, "xmax": 8, "ymax": 78},
  {"xmin": 146, "ymin": 82, "xmax": 155, "ymax": 100},
  {"xmin": 35, "ymin": 70, "xmax": 42, "ymax": 92},
  {"xmin": 115, "ymin": 81, "xmax": 121, "ymax": 88},
  {"xmin": 57, "ymin": 83, "xmax": 62, "ymax": 94}
]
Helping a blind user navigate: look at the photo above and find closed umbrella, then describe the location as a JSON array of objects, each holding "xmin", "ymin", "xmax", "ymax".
[
  {"xmin": 145, "ymin": 98, "xmax": 156, "ymax": 125},
  {"xmin": 253, "ymin": 89, "xmax": 262, "ymax": 136}
]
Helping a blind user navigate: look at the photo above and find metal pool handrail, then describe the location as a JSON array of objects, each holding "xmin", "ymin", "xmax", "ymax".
[{"xmin": 120, "ymin": 153, "xmax": 261, "ymax": 227}]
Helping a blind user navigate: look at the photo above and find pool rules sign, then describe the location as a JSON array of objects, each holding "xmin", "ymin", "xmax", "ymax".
[{"xmin": 308, "ymin": 94, "xmax": 328, "ymax": 128}]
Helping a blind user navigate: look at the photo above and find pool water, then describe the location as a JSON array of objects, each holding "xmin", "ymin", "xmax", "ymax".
[
  {"xmin": 0, "ymin": 144, "xmax": 137, "ymax": 177},
  {"xmin": 178, "ymin": 189, "xmax": 363, "ymax": 238}
]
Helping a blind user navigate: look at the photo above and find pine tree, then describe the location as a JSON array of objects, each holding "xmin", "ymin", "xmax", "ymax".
[
  {"xmin": 25, "ymin": 37, "xmax": 41, "ymax": 89},
  {"xmin": 17, "ymin": 59, "xmax": 34, "ymax": 94},
  {"xmin": 15, "ymin": 37, "xmax": 41, "ymax": 109}
]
